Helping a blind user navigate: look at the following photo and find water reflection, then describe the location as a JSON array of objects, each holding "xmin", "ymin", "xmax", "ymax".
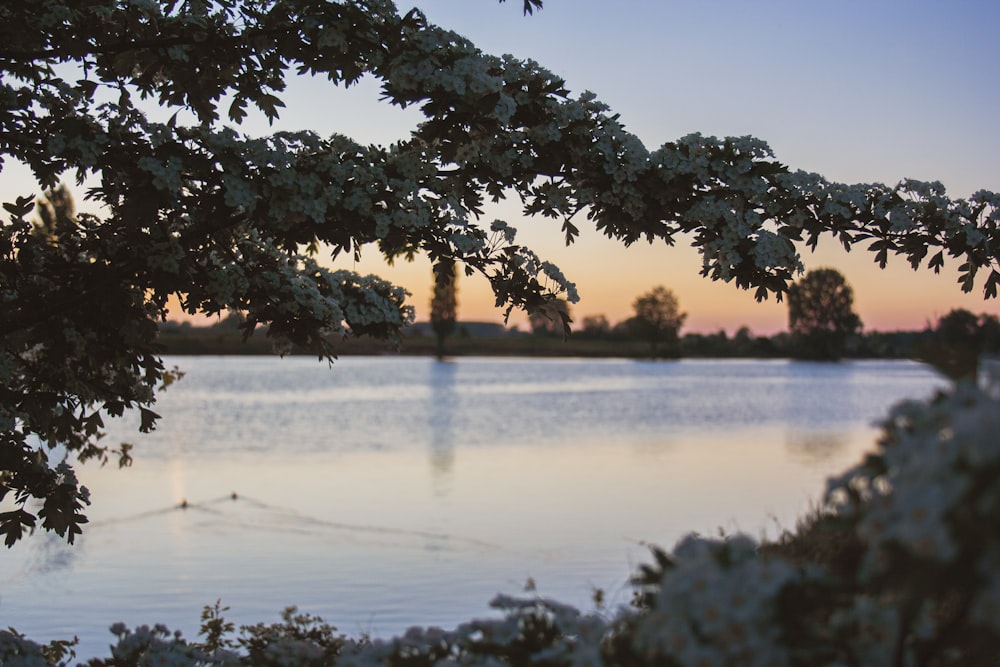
[
  {"xmin": 2, "ymin": 357, "xmax": 948, "ymax": 659},
  {"xmin": 2, "ymin": 530, "xmax": 76, "ymax": 580},
  {"xmin": 427, "ymin": 360, "xmax": 457, "ymax": 496},
  {"xmin": 784, "ymin": 429, "xmax": 850, "ymax": 466},
  {"xmin": 627, "ymin": 433, "xmax": 680, "ymax": 462}
]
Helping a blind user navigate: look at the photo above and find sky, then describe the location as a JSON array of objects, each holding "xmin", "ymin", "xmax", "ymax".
[
  {"xmin": 284, "ymin": 0, "xmax": 1000, "ymax": 334},
  {"xmin": 7, "ymin": 1, "xmax": 1000, "ymax": 334}
]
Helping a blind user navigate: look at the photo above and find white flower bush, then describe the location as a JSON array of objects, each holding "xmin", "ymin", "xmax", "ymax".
[{"xmin": 627, "ymin": 534, "xmax": 805, "ymax": 667}]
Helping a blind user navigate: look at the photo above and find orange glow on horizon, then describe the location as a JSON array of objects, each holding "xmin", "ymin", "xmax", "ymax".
[{"xmin": 165, "ymin": 230, "xmax": 1000, "ymax": 337}]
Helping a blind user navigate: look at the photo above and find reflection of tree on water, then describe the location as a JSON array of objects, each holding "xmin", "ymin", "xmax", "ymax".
[
  {"xmin": 2, "ymin": 437, "xmax": 81, "ymax": 578},
  {"xmin": 427, "ymin": 360, "xmax": 458, "ymax": 496},
  {"xmin": 784, "ymin": 429, "xmax": 848, "ymax": 465},
  {"xmin": 2, "ymin": 530, "xmax": 77, "ymax": 582}
]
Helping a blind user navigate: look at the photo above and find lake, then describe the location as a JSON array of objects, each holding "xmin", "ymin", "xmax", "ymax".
[{"xmin": 1, "ymin": 356, "xmax": 946, "ymax": 659}]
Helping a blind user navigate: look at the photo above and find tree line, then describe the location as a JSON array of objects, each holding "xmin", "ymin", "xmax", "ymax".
[
  {"xmin": 157, "ymin": 252, "xmax": 997, "ymax": 377},
  {"xmin": 431, "ymin": 264, "xmax": 1000, "ymax": 374}
]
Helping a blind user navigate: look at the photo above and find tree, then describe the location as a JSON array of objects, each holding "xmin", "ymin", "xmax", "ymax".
[
  {"xmin": 579, "ymin": 314, "xmax": 611, "ymax": 339},
  {"xmin": 629, "ymin": 286, "xmax": 687, "ymax": 357},
  {"xmin": 529, "ymin": 298, "xmax": 571, "ymax": 336},
  {"xmin": 430, "ymin": 260, "xmax": 458, "ymax": 358},
  {"xmin": 732, "ymin": 326, "xmax": 755, "ymax": 356},
  {"xmin": 918, "ymin": 308, "xmax": 1000, "ymax": 380},
  {"xmin": 32, "ymin": 184, "xmax": 77, "ymax": 244},
  {"xmin": 2, "ymin": 0, "xmax": 1000, "ymax": 546},
  {"xmin": 787, "ymin": 268, "xmax": 863, "ymax": 360}
]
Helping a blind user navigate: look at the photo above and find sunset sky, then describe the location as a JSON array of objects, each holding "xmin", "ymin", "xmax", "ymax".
[
  {"xmin": 298, "ymin": 0, "xmax": 1000, "ymax": 334},
  {"xmin": 8, "ymin": 1, "xmax": 1000, "ymax": 334}
]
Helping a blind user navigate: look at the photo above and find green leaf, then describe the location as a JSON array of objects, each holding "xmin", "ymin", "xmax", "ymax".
[
  {"xmin": 0, "ymin": 510, "xmax": 35, "ymax": 548},
  {"xmin": 928, "ymin": 250, "xmax": 945, "ymax": 273},
  {"xmin": 139, "ymin": 407, "xmax": 160, "ymax": 432},
  {"xmin": 3, "ymin": 195, "xmax": 35, "ymax": 217},
  {"xmin": 256, "ymin": 94, "xmax": 286, "ymax": 124},
  {"xmin": 228, "ymin": 97, "xmax": 248, "ymax": 123},
  {"xmin": 76, "ymin": 78, "xmax": 98, "ymax": 99},
  {"xmin": 986, "ymin": 270, "xmax": 1000, "ymax": 299},
  {"xmin": 561, "ymin": 219, "xmax": 579, "ymax": 245}
]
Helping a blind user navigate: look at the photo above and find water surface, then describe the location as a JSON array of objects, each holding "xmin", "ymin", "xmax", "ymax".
[{"xmin": 1, "ymin": 356, "xmax": 945, "ymax": 658}]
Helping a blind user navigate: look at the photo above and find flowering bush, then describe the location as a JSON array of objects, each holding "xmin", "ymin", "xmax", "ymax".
[{"xmin": 3, "ymin": 380, "xmax": 998, "ymax": 666}]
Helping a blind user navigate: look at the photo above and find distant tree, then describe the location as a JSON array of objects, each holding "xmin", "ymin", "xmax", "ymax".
[
  {"xmin": 981, "ymin": 314, "xmax": 1000, "ymax": 351},
  {"xmin": 580, "ymin": 314, "xmax": 610, "ymax": 338},
  {"xmin": 630, "ymin": 286, "xmax": 687, "ymax": 357},
  {"xmin": 430, "ymin": 261, "xmax": 459, "ymax": 358},
  {"xmin": 733, "ymin": 326, "xmax": 752, "ymax": 341},
  {"xmin": 32, "ymin": 185, "xmax": 78, "ymax": 244},
  {"xmin": 529, "ymin": 299, "xmax": 571, "ymax": 336},
  {"xmin": 679, "ymin": 326, "xmax": 780, "ymax": 358},
  {"xmin": 919, "ymin": 308, "xmax": 1000, "ymax": 380},
  {"xmin": 732, "ymin": 326, "xmax": 754, "ymax": 355},
  {"xmin": 214, "ymin": 310, "xmax": 246, "ymax": 330},
  {"xmin": 680, "ymin": 330, "xmax": 728, "ymax": 357},
  {"xmin": 854, "ymin": 330, "xmax": 921, "ymax": 359},
  {"xmin": 787, "ymin": 268, "xmax": 862, "ymax": 360},
  {"xmin": 935, "ymin": 309, "xmax": 1000, "ymax": 353}
]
